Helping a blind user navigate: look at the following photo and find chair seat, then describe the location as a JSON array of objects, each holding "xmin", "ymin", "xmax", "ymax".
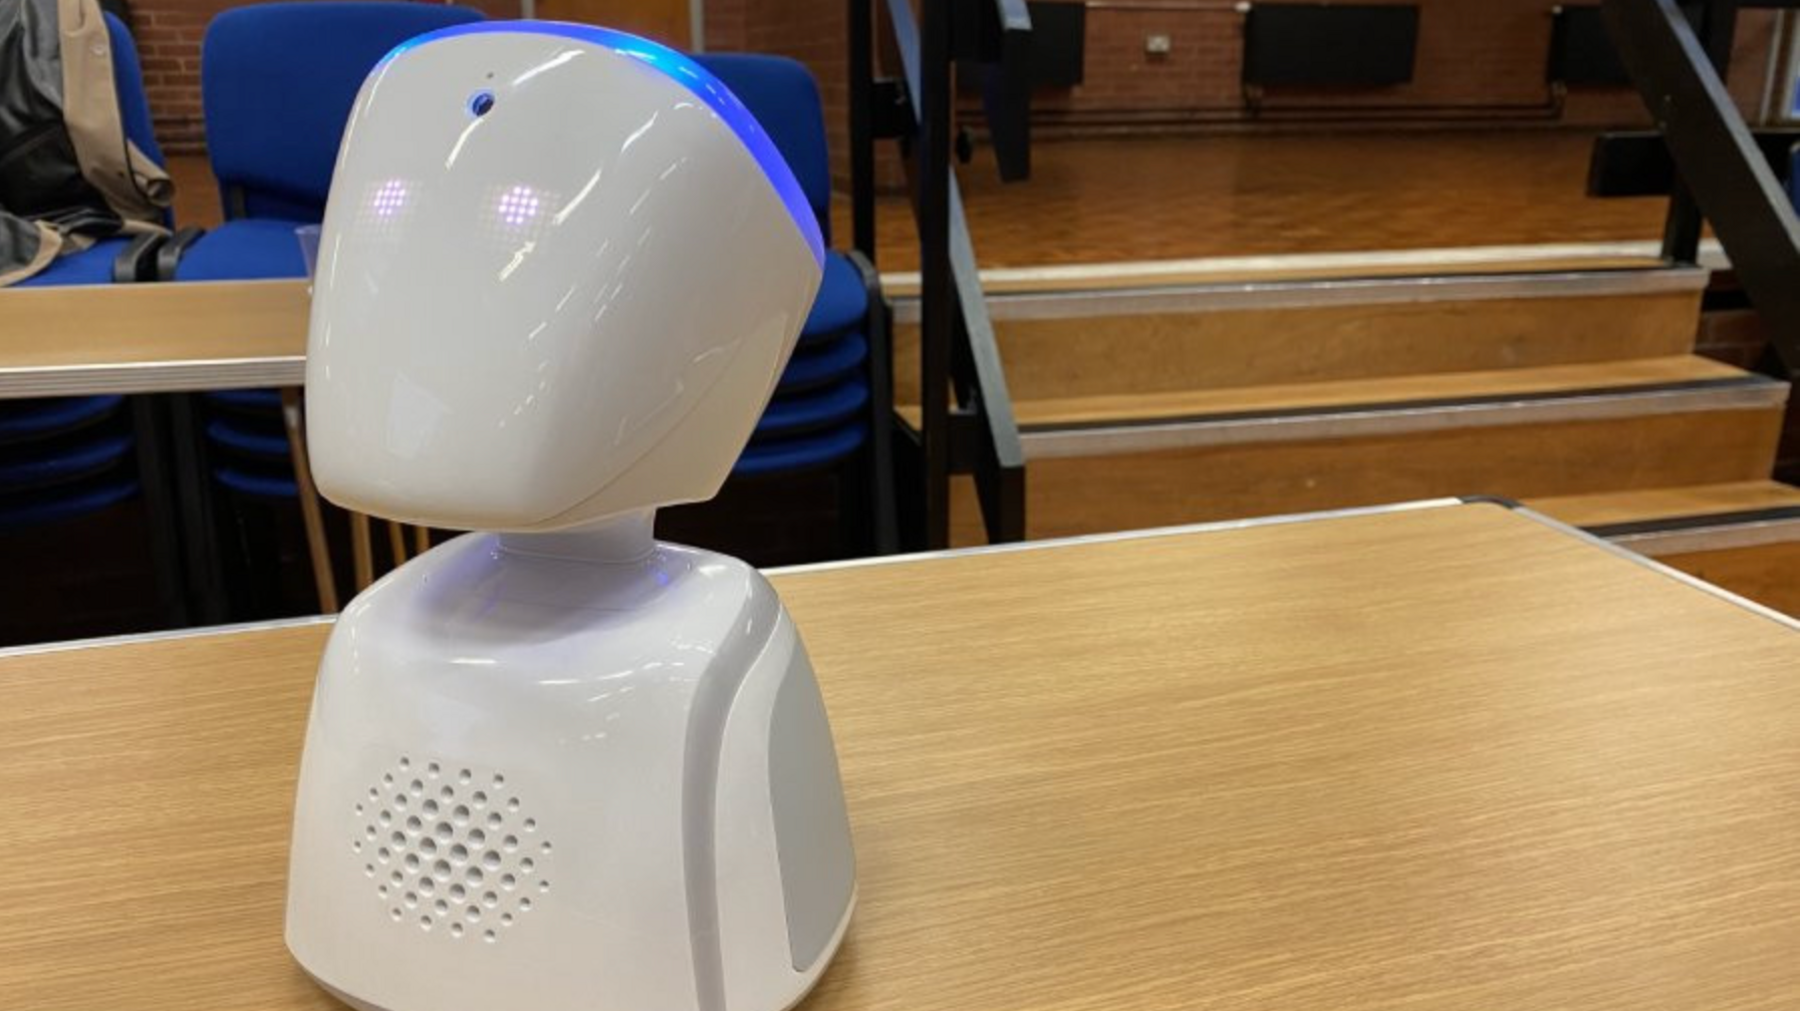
[
  {"xmin": 206, "ymin": 417, "xmax": 291, "ymax": 460},
  {"xmin": 0, "ymin": 433, "xmax": 134, "ymax": 491},
  {"xmin": 753, "ymin": 377, "xmax": 869, "ymax": 439},
  {"xmin": 734, "ymin": 424, "xmax": 866, "ymax": 477},
  {"xmin": 801, "ymin": 252, "xmax": 868, "ymax": 342},
  {"xmin": 0, "ymin": 396, "xmax": 125, "ymax": 442},
  {"xmin": 13, "ymin": 239, "xmax": 133, "ymax": 288},
  {"xmin": 214, "ymin": 465, "xmax": 298, "ymax": 499},
  {"xmin": 174, "ymin": 219, "xmax": 312, "ymax": 281},
  {"xmin": 0, "ymin": 477, "xmax": 138, "ymax": 528},
  {"xmin": 204, "ymin": 389, "xmax": 284, "ymax": 411},
  {"xmin": 779, "ymin": 332, "xmax": 867, "ymax": 393}
]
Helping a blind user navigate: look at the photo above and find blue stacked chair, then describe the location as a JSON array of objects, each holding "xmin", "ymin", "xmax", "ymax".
[
  {"xmin": 165, "ymin": 0, "xmax": 484, "ymax": 499},
  {"xmin": 202, "ymin": 389, "xmax": 298, "ymax": 502},
  {"xmin": 151, "ymin": 3, "xmax": 481, "ymax": 617},
  {"xmin": 4, "ymin": 13, "xmax": 165, "ymax": 532},
  {"xmin": 0, "ymin": 396, "xmax": 136, "ymax": 529},
  {"xmin": 1, "ymin": 13, "xmax": 178, "ymax": 641},
  {"xmin": 689, "ymin": 53, "xmax": 896, "ymax": 557},
  {"xmin": 165, "ymin": 2, "xmax": 485, "ymax": 281}
]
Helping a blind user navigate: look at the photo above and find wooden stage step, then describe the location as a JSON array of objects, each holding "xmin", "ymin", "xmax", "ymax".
[
  {"xmin": 917, "ymin": 262, "xmax": 1793, "ymax": 615},
  {"xmin": 1529, "ymin": 481, "xmax": 1800, "ymax": 529},
  {"xmin": 878, "ymin": 241, "xmax": 1730, "ymax": 297},
  {"xmin": 1004, "ymin": 355, "xmax": 1751, "ymax": 429},
  {"xmin": 895, "ymin": 268, "xmax": 1710, "ymax": 404},
  {"xmin": 943, "ymin": 357, "xmax": 1790, "ymax": 547}
]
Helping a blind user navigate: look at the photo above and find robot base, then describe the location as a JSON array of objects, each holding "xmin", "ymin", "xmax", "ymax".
[
  {"xmin": 285, "ymin": 514, "xmax": 856, "ymax": 1011},
  {"xmin": 299, "ymin": 896, "xmax": 854, "ymax": 1011}
]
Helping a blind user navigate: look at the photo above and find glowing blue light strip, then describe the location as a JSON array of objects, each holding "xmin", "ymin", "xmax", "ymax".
[{"xmin": 380, "ymin": 20, "xmax": 825, "ymax": 266}]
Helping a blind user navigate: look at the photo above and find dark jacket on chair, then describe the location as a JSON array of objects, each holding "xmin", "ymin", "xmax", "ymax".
[{"xmin": 0, "ymin": 0, "xmax": 170, "ymax": 285}]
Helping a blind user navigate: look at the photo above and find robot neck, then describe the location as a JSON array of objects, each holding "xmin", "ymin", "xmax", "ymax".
[{"xmin": 497, "ymin": 509, "xmax": 657, "ymax": 563}]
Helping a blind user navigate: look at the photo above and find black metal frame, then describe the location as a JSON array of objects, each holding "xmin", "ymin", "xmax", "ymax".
[
  {"xmin": 845, "ymin": 249, "xmax": 902, "ymax": 555},
  {"xmin": 957, "ymin": 0, "xmax": 1034, "ymax": 182},
  {"xmin": 165, "ymin": 391, "xmax": 232, "ymax": 623},
  {"xmin": 1601, "ymin": 0, "xmax": 1800, "ymax": 378},
  {"xmin": 1589, "ymin": 127, "xmax": 1800, "ymax": 195},
  {"xmin": 127, "ymin": 395, "xmax": 191, "ymax": 627},
  {"xmin": 110, "ymin": 231, "xmax": 166, "ymax": 282},
  {"xmin": 849, "ymin": 0, "xmax": 1028, "ymax": 549}
]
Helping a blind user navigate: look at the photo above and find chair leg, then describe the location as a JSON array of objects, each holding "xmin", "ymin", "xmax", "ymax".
[
  {"xmin": 413, "ymin": 525, "xmax": 431, "ymax": 555},
  {"xmin": 168, "ymin": 393, "xmax": 231, "ymax": 622},
  {"xmin": 129, "ymin": 396, "xmax": 192, "ymax": 627},
  {"xmin": 866, "ymin": 298, "xmax": 901, "ymax": 554},
  {"xmin": 843, "ymin": 449, "xmax": 873, "ymax": 560},
  {"xmin": 280, "ymin": 387, "xmax": 339, "ymax": 613},
  {"xmin": 351, "ymin": 512, "xmax": 375, "ymax": 591},
  {"xmin": 387, "ymin": 521, "xmax": 409, "ymax": 567}
]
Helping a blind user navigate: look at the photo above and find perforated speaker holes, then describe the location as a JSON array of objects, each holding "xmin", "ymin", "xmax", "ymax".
[{"xmin": 353, "ymin": 756, "xmax": 553, "ymax": 944}]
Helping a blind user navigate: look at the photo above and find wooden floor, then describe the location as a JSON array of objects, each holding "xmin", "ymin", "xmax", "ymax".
[
  {"xmin": 168, "ymin": 130, "xmax": 1668, "ymax": 271},
  {"xmin": 864, "ymin": 130, "xmax": 1669, "ymax": 269}
]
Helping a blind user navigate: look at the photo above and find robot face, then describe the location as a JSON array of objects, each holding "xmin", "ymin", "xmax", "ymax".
[{"xmin": 305, "ymin": 24, "xmax": 823, "ymax": 532}]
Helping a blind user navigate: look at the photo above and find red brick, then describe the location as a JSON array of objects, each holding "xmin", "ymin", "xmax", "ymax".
[{"xmin": 123, "ymin": 0, "xmax": 1772, "ymax": 186}]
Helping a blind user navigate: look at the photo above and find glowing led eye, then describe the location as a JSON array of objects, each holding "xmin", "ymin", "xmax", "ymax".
[
  {"xmin": 496, "ymin": 185, "xmax": 541, "ymax": 226},
  {"xmin": 370, "ymin": 179, "xmax": 408, "ymax": 218}
]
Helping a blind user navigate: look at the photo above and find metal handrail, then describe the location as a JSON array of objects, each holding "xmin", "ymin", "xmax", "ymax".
[
  {"xmin": 1603, "ymin": 0, "xmax": 1800, "ymax": 377},
  {"xmin": 851, "ymin": 0, "xmax": 1028, "ymax": 547}
]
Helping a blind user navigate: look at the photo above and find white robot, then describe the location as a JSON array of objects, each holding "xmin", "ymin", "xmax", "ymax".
[{"xmin": 284, "ymin": 23, "xmax": 855, "ymax": 1011}]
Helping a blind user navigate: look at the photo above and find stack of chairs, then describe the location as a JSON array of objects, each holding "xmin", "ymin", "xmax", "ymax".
[
  {"xmin": 159, "ymin": 2, "xmax": 483, "ymax": 617},
  {"xmin": 1, "ymin": 12, "xmax": 174, "ymax": 642},
  {"xmin": 5, "ymin": 13, "xmax": 896, "ymax": 643},
  {"xmin": 661, "ymin": 53, "xmax": 897, "ymax": 564}
]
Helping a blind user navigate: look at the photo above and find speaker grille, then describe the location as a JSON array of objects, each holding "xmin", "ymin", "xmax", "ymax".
[{"xmin": 352, "ymin": 755, "xmax": 553, "ymax": 943}]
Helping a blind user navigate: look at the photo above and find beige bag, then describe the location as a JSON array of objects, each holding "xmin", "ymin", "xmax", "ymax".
[{"xmin": 0, "ymin": 0, "xmax": 172, "ymax": 286}]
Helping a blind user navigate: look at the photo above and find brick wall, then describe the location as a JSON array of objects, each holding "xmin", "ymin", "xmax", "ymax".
[
  {"xmin": 704, "ymin": 0, "xmax": 746, "ymax": 50},
  {"xmin": 128, "ymin": 0, "xmax": 218, "ymax": 152},
  {"xmin": 119, "ymin": 0, "xmax": 1785, "ymax": 166},
  {"xmin": 1044, "ymin": 6, "xmax": 1243, "ymax": 121},
  {"xmin": 706, "ymin": 0, "xmax": 860, "ymax": 191},
  {"xmin": 1026, "ymin": 1, "xmax": 1780, "ymax": 130}
]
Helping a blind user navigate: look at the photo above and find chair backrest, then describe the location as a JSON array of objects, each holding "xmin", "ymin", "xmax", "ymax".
[
  {"xmin": 104, "ymin": 13, "xmax": 163, "ymax": 170},
  {"xmin": 693, "ymin": 53, "xmax": 833, "ymax": 245},
  {"xmin": 103, "ymin": 12, "xmax": 170, "ymax": 228},
  {"xmin": 201, "ymin": 1, "xmax": 484, "ymax": 222}
]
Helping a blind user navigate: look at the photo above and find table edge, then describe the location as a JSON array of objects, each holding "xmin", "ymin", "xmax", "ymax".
[
  {"xmin": 6, "ymin": 496, "xmax": 1792, "ymax": 659},
  {"xmin": 0, "ymin": 356, "xmax": 307, "ymax": 398},
  {"xmin": 1505, "ymin": 502, "xmax": 1800, "ymax": 631}
]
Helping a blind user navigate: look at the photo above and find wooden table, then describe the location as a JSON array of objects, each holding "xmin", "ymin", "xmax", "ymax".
[
  {"xmin": 3, "ymin": 500, "xmax": 1798, "ymax": 1011},
  {"xmin": 0, "ymin": 279, "xmax": 377, "ymax": 617},
  {"xmin": 0, "ymin": 279, "xmax": 308, "ymax": 397}
]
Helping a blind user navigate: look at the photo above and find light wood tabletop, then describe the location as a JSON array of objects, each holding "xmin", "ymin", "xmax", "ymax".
[
  {"xmin": 2, "ymin": 501, "xmax": 1797, "ymax": 1011},
  {"xmin": 0, "ymin": 279, "xmax": 308, "ymax": 397}
]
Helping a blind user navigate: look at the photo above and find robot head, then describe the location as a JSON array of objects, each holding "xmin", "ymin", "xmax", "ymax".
[{"xmin": 304, "ymin": 23, "xmax": 824, "ymax": 532}]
